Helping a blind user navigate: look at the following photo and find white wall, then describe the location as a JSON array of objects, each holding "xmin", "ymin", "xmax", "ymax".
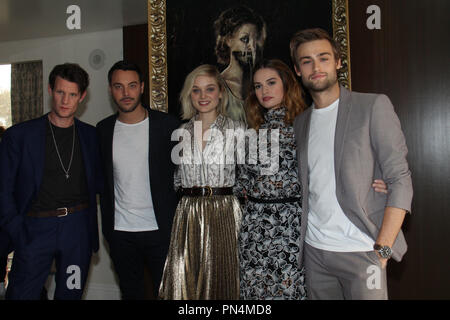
[
  {"xmin": 0, "ymin": 28, "xmax": 123, "ymax": 125},
  {"xmin": 0, "ymin": 28, "xmax": 123, "ymax": 299}
]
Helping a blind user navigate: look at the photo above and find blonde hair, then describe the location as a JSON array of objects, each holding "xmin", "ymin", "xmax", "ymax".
[{"xmin": 180, "ymin": 64, "xmax": 229, "ymax": 120}]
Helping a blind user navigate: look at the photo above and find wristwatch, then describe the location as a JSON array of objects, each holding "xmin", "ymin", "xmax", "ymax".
[{"xmin": 373, "ymin": 243, "xmax": 393, "ymax": 259}]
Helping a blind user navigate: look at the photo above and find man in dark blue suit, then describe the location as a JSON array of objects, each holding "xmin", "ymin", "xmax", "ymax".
[{"xmin": 0, "ymin": 63, "xmax": 101, "ymax": 300}]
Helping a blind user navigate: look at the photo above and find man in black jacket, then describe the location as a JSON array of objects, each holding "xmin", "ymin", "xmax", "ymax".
[{"xmin": 96, "ymin": 61, "xmax": 180, "ymax": 299}]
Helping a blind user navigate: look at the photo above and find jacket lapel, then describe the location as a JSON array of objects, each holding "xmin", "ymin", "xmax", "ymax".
[
  {"xmin": 30, "ymin": 115, "xmax": 47, "ymax": 190},
  {"xmin": 104, "ymin": 114, "xmax": 118, "ymax": 197},
  {"xmin": 300, "ymin": 108, "xmax": 312, "ymax": 186},
  {"xmin": 334, "ymin": 85, "xmax": 352, "ymax": 183},
  {"xmin": 147, "ymin": 109, "xmax": 158, "ymax": 196}
]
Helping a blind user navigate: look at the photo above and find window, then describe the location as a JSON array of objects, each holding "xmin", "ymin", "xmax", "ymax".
[{"xmin": 0, "ymin": 64, "xmax": 11, "ymax": 129}]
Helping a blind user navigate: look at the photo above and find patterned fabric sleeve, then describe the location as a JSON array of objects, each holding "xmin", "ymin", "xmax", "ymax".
[
  {"xmin": 232, "ymin": 119, "xmax": 249, "ymax": 199},
  {"xmin": 233, "ymin": 163, "xmax": 247, "ymax": 198}
]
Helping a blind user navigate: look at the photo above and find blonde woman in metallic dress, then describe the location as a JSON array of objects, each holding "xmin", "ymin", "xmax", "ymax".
[{"xmin": 159, "ymin": 65, "xmax": 245, "ymax": 299}]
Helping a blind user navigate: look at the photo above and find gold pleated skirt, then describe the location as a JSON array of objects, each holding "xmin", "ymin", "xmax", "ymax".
[{"xmin": 159, "ymin": 195, "xmax": 242, "ymax": 300}]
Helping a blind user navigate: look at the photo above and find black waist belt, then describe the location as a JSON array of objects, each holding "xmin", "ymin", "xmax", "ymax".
[
  {"xmin": 27, "ymin": 202, "xmax": 89, "ymax": 218},
  {"xmin": 181, "ymin": 187, "xmax": 233, "ymax": 197},
  {"xmin": 247, "ymin": 195, "xmax": 301, "ymax": 204}
]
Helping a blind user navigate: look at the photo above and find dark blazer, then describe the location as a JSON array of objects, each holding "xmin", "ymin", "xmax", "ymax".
[
  {"xmin": 96, "ymin": 107, "xmax": 180, "ymax": 244},
  {"xmin": 294, "ymin": 86, "xmax": 413, "ymax": 267},
  {"xmin": 0, "ymin": 115, "xmax": 101, "ymax": 252}
]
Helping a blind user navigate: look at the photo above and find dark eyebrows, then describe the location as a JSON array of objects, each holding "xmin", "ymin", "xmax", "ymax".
[
  {"xmin": 298, "ymin": 52, "xmax": 332, "ymax": 61},
  {"xmin": 112, "ymin": 81, "xmax": 139, "ymax": 86},
  {"xmin": 253, "ymin": 77, "xmax": 278, "ymax": 85}
]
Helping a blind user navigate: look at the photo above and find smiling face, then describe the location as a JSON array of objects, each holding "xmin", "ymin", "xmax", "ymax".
[
  {"xmin": 109, "ymin": 70, "xmax": 144, "ymax": 114},
  {"xmin": 253, "ymin": 68, "xmax": 284, "ymax": 110},
  {"xmin": 48, "ymin": 76, "xmax": 86, "ymax": 125},
  {"xmin": 190, "ymin": 75, "xmax": 222, "ymax": 116},
  {"xmin": 294, "ymin": 39, "xmax": 341, "ymax": 93}
]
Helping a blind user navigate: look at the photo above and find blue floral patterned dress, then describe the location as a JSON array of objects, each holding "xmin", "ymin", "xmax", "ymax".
[{"xmin": 236, "ymin": 107, "xmax": 307, "ymax": 300}]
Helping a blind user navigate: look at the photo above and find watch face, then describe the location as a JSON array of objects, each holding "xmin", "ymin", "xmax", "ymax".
[
  {"xmin": 379, "ymin": 246, "xmax": 392, "ymax": 259},
  {"xmin": 374, "ymin": 244, "xmax": 392, "ymax": 258}
]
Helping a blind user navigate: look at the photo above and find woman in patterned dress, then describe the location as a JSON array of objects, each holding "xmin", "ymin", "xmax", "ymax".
[
  {"xmin": 236, "ymin": 59, "xmax": 308, "ymax": 299},
  {"xmin": 237, "ymin": 59, "xmax": 389, "ymax": 300},
  {"xmin": 159, "ymin": 65, "xmax": 245, "ymax": 299}
]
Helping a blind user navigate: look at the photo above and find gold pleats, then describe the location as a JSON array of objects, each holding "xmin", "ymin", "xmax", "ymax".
[{"xmin": 159, "ymin": 195, "xmax": 242, "ymax": 300}]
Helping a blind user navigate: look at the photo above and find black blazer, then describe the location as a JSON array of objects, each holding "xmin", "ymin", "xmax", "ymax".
[{"xmin": 96, "ymin": 107, "xmax": 181, "ymax": 244}]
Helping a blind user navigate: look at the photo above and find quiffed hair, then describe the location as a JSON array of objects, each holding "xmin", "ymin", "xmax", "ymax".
[
  {"xmin": 108, "ymin": 60, "xmax": 144, "ymax": 85},
  {"xmin": 49, "ymin": 63, "xmax": 89, "ymax": 94},
  {"xmin": 289, "ymin": 28, "xmax": 341, "ymax": 69}
]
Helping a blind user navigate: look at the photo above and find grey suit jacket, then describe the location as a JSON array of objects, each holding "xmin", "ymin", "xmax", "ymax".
[{"xmin": 294, "ymin": 86, "xmax": 413, "ymax": 267}]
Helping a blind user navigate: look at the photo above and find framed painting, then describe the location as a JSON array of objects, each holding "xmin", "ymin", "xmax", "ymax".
[{"xmin": 148, "ymin": 0, "xmax": 351, "ymax": 115}]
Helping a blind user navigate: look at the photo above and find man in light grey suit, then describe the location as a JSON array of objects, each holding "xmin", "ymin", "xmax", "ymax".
[{"xmin": 290, "ymin": 28, "xmax": 413, "ymax": 299}]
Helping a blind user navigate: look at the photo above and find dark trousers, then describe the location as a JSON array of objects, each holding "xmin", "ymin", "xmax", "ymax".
[
  {"xmin": 108, "ymin": 229, "xmax": 169, "ymax": 300},
  {"xmin": 6, "ymin": 209, "xmax": 92, "ymax": 300}
]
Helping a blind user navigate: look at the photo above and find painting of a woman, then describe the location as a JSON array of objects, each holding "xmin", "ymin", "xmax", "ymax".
[{"xmin": 214, "ymin": 5, "xmax": 266, "ymax": 122}]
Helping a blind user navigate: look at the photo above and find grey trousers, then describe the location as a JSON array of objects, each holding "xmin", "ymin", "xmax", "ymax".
[{"xmin": 304, "ymin": 242, "xmax": 388, "ymax": 300}]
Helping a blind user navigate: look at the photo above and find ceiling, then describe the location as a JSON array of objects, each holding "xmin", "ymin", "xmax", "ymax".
[{"xmin": 0, "ymin": 0, "xmax": 148, "ymax": 42}]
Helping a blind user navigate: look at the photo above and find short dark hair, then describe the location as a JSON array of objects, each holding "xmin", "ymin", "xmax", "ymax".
[
  {"xmin": 48, "ymin": 63, "xmax": 89, "ymax": 94},
  {"xmin": 108, "ymin": 60, "xmax": 144, "ymax": 85},
  {"xmin": 290, "ymin": 28, "xmax": 341, "ymax": 69}
]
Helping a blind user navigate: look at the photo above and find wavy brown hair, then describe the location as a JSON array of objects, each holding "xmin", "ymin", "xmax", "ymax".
[{"xmin": 245, "ymin": 59, "xmax": 306, "ymax": 130}]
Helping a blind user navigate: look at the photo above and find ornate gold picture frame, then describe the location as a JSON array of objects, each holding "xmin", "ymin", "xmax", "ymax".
[
  {"xmin": 148, "ymin": 0, "xmax": 351, "ymax": 112},
  {"xmin": 332, "ymin": 0, "xmax": 351, "ymax": 90}
]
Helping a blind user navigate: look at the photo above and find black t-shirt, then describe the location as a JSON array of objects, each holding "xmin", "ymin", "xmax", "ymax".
[{"xmin": 30, "ymin": 119, "xmax": 89, "ymax": 211}]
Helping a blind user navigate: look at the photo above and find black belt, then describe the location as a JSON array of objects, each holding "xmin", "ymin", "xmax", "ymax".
[
  {"xmin": 247, "ymin": 195, "xmax": 301, "ymax": 204},
  {"xmin": 181, "ymin": 187, "xmax": 233, "ymax": 197},
  {"xmin": 27, "ymin": 202, "xmax": 89, "ymax": 218}
]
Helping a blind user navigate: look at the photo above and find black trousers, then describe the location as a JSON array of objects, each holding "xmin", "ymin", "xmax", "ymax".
[{"xmin": 108, "ymin": 229, "xmax": 169, "ymax": 300}]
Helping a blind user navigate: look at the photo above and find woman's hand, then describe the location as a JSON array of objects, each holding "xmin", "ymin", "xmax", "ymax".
[{"xmin": 372, "ymin": 179, "xmax": 388, "ymax": 194}]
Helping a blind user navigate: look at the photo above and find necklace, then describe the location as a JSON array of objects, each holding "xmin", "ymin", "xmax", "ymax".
[{"xmin": 48, "ymin": 119, "xmax": 75, "ymax": 179}]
